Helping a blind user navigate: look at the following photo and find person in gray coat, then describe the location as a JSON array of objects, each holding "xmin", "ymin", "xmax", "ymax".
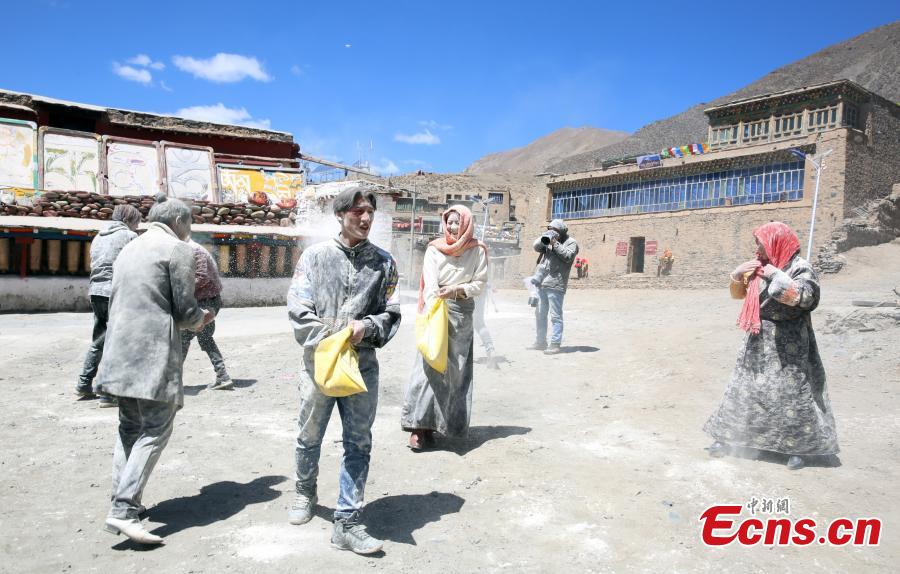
[
  {"xmin": 529, "ymin": 218, "xmax": 578, "ymax": 355},
  {"xmin": 286, "ymin": 186, "xmax": 401, "ymax": 555},
  {"xmin": 75, "ymin": 205, "xmax": 141, "ymax": 406},
  {"xmin": 95, "ymin": 196, "xmax": 212, "ymax": 545}
]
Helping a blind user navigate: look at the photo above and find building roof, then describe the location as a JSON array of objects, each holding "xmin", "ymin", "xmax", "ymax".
[
  {"xmin": 0, "ymin": 88, "xmax": 293, "ymax": 143},
  {"xmin": 703, "ymin": 79, "xmax": 874, "ymax": 116},
  {"xmin": 547, "ymin": 138, "xmax": 816, "ymax": 187}
]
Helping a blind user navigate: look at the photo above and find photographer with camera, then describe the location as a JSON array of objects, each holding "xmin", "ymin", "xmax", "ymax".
[{"xmin": 529, "ymin": 219, "xmax": 578, "ymax": 355}]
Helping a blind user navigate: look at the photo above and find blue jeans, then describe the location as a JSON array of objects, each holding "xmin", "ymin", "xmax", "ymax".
[
  {"xmin": 535, "ymin": 288, "xmax": 565, "ymax": 346},
  {"xmin": 294, "ymin": 374, "xmax": 379, "ymax": 520}
]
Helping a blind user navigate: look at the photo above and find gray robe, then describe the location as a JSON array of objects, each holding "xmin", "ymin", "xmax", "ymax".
[
  {"xmin": 402, "ymin": 298, "xmax": 475, "ymax": 437},
  {"xmin": 704, "ymin": 254, "xmax": 839, "ymax": 455},
  {"xmin": 95, "ymin": 222, "xmax": 205, "ymax": 408}
]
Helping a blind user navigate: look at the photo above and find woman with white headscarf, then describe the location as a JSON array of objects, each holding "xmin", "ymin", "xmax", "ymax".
[{"xmin": 401, "ymin": 205, "xmax": 488, "ymax": 450}]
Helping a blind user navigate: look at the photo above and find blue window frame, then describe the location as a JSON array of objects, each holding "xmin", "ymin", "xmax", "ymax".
[{"xmin": 550, "ymin": 161, "xmax": 804, "ymax": 219}]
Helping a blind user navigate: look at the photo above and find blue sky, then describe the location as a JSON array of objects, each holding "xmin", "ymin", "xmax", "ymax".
[{"xmin": 2, "ymin": 1, "xmax": 897, "ymax": 174}]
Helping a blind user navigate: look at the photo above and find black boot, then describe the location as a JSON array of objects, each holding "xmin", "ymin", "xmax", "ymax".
[{"xmin": 786, "ymin": 455, "xmax": 805, "ymax": 470}]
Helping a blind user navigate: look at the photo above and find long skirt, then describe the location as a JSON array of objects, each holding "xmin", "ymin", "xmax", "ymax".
[
  {"xmin": 401, "ymin": 298, "xmax": 475, "ymax": 438},
  {"xmin": 704, "ymin": 314, "xmax": 839, "ymax": 456}
]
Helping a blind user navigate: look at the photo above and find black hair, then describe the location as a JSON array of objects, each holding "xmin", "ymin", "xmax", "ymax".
[{"xmin": 332, "ymin": 187, "xmax": 377, "ymax": 215}]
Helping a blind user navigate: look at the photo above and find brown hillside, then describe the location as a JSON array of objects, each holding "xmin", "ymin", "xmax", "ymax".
[
  {"xmin": 465, "ymin": 127, "xmax": 628, "ymax": 175},
  {"xmin": 550, "ymin": 20, "xmax": 900, "ymax": 174}
]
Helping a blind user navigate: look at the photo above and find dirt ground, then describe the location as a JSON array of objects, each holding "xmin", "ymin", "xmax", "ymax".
[{"xmin": 1, "ymin": 241, "xmax": 898, "ymax": 573}]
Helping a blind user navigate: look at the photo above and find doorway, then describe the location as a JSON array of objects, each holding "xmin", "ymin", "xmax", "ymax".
[{"xmin": 628, "ymin": 237, "xmax": 645, "ymax": 273}]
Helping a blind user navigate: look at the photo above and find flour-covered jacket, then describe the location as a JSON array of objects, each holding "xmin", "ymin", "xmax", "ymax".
[
  {"xmin": 187, "ymin": 239, "xmax": 222, "ymax": 301},
  {"xmin": 288, "ymin": 238, "xmax": 401, "ymax": 388},
  {"xmin": 88, "ymin": 221, "xmax": 138, "ymax": 297},
  {"xmin": 95, "ymin": 223, "xmax": 205, "ymax": 407}
]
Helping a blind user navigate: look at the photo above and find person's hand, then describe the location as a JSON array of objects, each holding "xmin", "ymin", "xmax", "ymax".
[
  {"xmin": 192, "ymin": 309, "xmax": 213, "ymax": 332},
  {"xmin": 758, "ymin": 264, "xmax": 779, "ymax": 279},
  {"xmin": 550, "ymin": 235, "xmax": 559, "ymax": 247},
  {"xmin": 437, "ymin": 286, "xmax": 462, "ymax": 299},
  {"xmin": 349, "ymin": 320, "xmax": 366, "ymax": 345},
  {"xmin": 731, "ymin": 260, "xmax": 761, "ymax": 281}
]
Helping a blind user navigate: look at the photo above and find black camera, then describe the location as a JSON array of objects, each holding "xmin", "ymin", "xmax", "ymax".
[{"xmin": 540, "ymin": 229, "xmax": 558, "ymax": 245}]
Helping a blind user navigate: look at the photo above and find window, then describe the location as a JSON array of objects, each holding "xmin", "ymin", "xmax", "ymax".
[
  {"xmin": 844, "ymin": 104, "xmax": 859, "ymax": 129},
  {"xmin": 743, "ymin": 120, "xmax": 769, "ymax": 142},
  {"xmin": 808, "ymin": 106, "xmax": 838, "ymax": 131},
  {"xmin": 711, "ymin": 125, "xmax": 738, "ymax": 146},
  {"xmin": 488, "ymin": 192, "xmax": 505, "ymax": 204},
  {"xmin": 773, "ymin": 112, "xmax": 803, "ymax": 137},
  {"xmin": 549, "ymin": 161, "xmax": 805, "ymax": 220}
]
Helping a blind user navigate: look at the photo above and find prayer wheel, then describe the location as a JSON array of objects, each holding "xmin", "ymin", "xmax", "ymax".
[
  {"xmin": 0, "ymin": 238, "xmax": 9, "ymax": 272},
  {"xmin": 47, "ymin": 240, "xmax": 61, "ymax": 273},
  {"xmin": 66, "ymin": 240, "xmax": 81, "ymax": 274},
  {"xmin": 83, "ymin": 240, "xmax": 92, "ymax": 273},
  {"xmin": 274, "ymin": 246, "xmax": 287, "ymax": 275},
  {"xmin": 235, "ymin": 244, "xmax": 247, "ymax": 274},
  {"xmin": 290, "ymin": 246, "xmax": 301, "ymax": 270},
  {"xmin": 258, "ymin": 245, "xmax": 271, "ymax": 276},
  {"xmin": 29, "ymin": 239, "xmax": 42, "ymax": 272},
  {"xmin": 217, "ymin": 244, "xmax": 230, "ymax": 274}
]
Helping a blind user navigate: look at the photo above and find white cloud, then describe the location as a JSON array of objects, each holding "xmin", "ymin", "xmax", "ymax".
[
  {"xmin": 290, "ymin": 64, "xmax": 303, "ymax": 76},
  {"xmin": 345, "ymin": 44, "xmax": 352, "ymax": 48},
  {"xmin": 173, "ymin": 53, "xmax": 272, "ymax": 83},
  {"xmin": 418, "ymin": 120, "xmax": 452, "ymax": 131},
  {"xmin": 128, "ymin": 54, "xmax": 165, "ymax": 70},
  {"xmin": 401, "ymin": 159, "xmax": 433, "ymax": 171},
  {"xmin": 112, "ymin": 63, "xmax": 152, "ymax": 84},
  {"xmin": 174, "ymin": 103, "xmax": 271, "ymax": 130},
  {"xmin": 160, "ymin": 80, "xmax": 173, "ymax": 92},
  {"xmin": 394, "ymin": 129, "xmax": 440, "ymax": 145},
  {"xmin": 371, "ymin": 159, "xmax": 400, "ymax": 176}
]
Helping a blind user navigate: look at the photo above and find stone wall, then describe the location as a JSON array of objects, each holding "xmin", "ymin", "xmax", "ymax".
[
  {"xmin": 843, "ymin": 96, "xmax": 900, "ymax": 216},
  {"xmin": 0, "ymin": 276, "xmax": 291, "ymax": 313}
]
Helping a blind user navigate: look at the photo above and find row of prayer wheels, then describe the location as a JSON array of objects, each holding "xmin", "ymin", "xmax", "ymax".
[
  {"xmin": 0, "ymin": 237, "xmax": 91, "ymax": 274},
  {"xmin": 0, "ymin": 237, "xmax": 301, "ymax": 277},
  {"xmin": 202, "ymin": 243, "xmax": 301, "ymax": 277}
]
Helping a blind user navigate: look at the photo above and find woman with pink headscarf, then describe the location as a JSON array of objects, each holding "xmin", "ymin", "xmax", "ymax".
[
  {"xmin": 401, "ymin": 205, "xmax": 488, "ymax": 450},
  {"xmin": 704, "ymin": 222, "xmax": 839, "ymax": 470}
]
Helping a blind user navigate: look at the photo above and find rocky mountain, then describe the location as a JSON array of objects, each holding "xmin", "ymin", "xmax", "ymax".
[
  {"xmin": 549, "ymin": 20, "xmax": 900, "ymax": 174},
  {"xmin": 465, "ymin": 127, "xmax": 628, "ymax": 175}
]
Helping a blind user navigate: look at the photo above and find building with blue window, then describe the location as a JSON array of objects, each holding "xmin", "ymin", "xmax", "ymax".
[{"xmin": 537, "ymin": 80, "xmax": 899, "ymax": 283}]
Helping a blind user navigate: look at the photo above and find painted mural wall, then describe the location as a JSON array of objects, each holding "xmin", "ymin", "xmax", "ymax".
[
  {"xmin": 218, "ymin": 166, "xmax": 304, "ymax": 203},
  {"xmin": 105, "ymin": 141, "xmax": 161, "ymax": 197},
  {"xmin": 164, "ymin": 145, "xmax": 215, "ymax": 201},
  {"xmin": 42, "ymin": 132, "xmax": 101, "ymax": 194},
  {"xmin": 0, "ymin": 119, "xmax": 38, "ymax": 190}
]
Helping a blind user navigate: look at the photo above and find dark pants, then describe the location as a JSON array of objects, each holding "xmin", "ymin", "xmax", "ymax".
[
  {"xmin": 77, "ymin": 295, "xmax": 109, "ymax": 393},
  {"xmin": 181, "ymin": 296, "xmax": 229, "ymax": 382}
]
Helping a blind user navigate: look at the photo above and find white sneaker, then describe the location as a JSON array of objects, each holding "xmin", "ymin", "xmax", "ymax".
[{"xmin": 104, "ymin": 517, "xmax": 163, "ymax": 545}]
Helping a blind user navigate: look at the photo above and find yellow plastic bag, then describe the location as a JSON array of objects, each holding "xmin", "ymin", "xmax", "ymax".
[
  {"xmin": 415, "ymin": 297, "xmax": 448, "ymax": 373},
  {"xmin": 314, "ymin": 327, "xmax": 367, "ymax": 397}
]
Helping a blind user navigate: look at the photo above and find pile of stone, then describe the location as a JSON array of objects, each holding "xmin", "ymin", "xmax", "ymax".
[{"xmin": 0, "ymin": 191, "xmax": 297, "ymax": 227}]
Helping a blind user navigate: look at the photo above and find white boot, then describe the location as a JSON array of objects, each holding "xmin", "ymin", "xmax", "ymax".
[{"xmin": 104, "ymin": 517, "xmax": 163, "ymax": 545}]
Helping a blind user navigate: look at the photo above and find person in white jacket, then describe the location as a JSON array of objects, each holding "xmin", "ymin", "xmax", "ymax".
[{"xmin": 75, "ymin": 204, "xmax": 141, "ymax": 406}]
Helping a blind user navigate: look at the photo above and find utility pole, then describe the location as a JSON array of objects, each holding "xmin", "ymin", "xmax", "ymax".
[
  {"xmin": 408, "ymin": 182, "xmax": 417, "ymax": 288},
  {"xmin": 790, "ymin": 148, "xmax": 833, "ymax": 260}
]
